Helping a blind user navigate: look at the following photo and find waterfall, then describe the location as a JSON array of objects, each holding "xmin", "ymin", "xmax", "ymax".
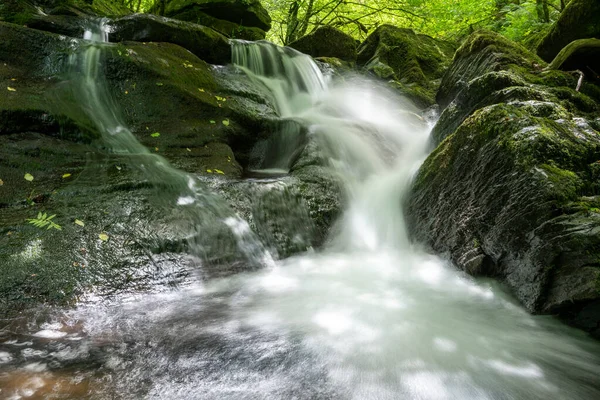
[{"xmin": 3, "ymin": 35, "xmax": 598, "ymax": 400}]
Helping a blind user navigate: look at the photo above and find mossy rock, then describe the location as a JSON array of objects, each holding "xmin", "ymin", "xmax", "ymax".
[
  {"xmin": 537, "ymin": 0, "xmax": 600, "ymax": 62},
  {"xmin": 289, "ymin": 26, "xmax": 357, "ymax": 62},
  {"xmin": 110, "ymin": 13, "xmax": 231, "ymax": 65},
  {"xmin": 357, "ymin": 24, "xmax": 455, "ymax": 109},
  {"xmin": 160, "ymin": 0, "xmax": 271, "ymax": 32},
  {"xmin": 0, "ymin": 0, "xmax": 129, "ymax": 26},
  {"xmin": 409, "ymin": 29, "xmax": 600, "ymax": 336},
  {"xmin": 0, "ymin": 22, "xmax": 289, "ymax": 316}
]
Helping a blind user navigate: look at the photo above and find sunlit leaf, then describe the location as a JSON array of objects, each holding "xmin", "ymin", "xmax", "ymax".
[
  {"xmin": 151, "ymin": 132, "xmax": 160, "ymax": 137},
  {"xmin": 198, "ymin": 88, "xmax": 205, "ymax": 92},
  {"xmin": 62, "ymin": 173, "xmax": 71, "ymax": 178},
  {"xmin": 215, "ymin": 169, "xmax": 225, "ymax": 175},
  {"xmin": 74, "ymin": 219, "xmax": 85, "ymax": 227},
  {"xmin": 24, "ymin": 173, "xmax": 34, "ymax": 181},
  {"xmin": 206, "ymin": 169, "xmax": 213, "ymax": 173},
  {"xmin": 99, "ymin": 233, "xmax": 109, "ymax": 241},
  {"xmin": 222, "ymin": 120, "xmax": 230, "ymax": 126},
  {"xmin": 210, "ymin": 120, "xmax": 216, "ymax": 124},
  {"xmin": 156, "ymin": 82, "xmax": 163, "ymax": 86},
  {"xmin": 186, "ymin": 148, "xmax": 191, "ymax": 152},
  {"xmin": 7, "ymin": 87, "xmax": 16, "ymax": 92}
]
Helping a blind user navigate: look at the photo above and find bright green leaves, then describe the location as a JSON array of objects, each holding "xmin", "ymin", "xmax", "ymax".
[
  {"xmin": 74, "ymin": 219, "xmax": 85, "ymax": 227},
  {"xmin": 24, "ymin": 173, "xmax": 34, "ymax": 182},
  {"xmin": 7, "ymin": 87, "xmax": 16, "ymax": 92},
  {"xmin": 151, "ymin": 132, "xmax": 161, "ymax": 138},
  {"xmin": 99, "ymin": 233, "xmax": 109, "ymax": 241},
  {"xmin": 26, "ymin": 212, "xmax": 62, "ymax": 231},
  {"xmin": 222, "ymin": 120, "xmax": 230, "ymax": 127}
]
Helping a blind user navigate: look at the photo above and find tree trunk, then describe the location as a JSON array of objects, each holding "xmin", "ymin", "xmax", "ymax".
[
  {"xmin": 285, "ymin": 1, "xmax": 300, "ymax": 44},
  {"xmin": 536, "ymin": 0, "xmax": 550, "ymax": 22}
]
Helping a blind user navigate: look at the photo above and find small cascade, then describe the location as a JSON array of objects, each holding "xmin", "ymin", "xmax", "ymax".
[{"xmin": 66, "ymin": 20, "xmax": 273, "ymax": 268}]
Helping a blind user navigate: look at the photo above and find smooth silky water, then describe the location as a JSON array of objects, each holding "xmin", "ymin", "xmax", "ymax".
[{"xmin": 1, "ymin": 29, "xmax": 600, "ymax": 399}]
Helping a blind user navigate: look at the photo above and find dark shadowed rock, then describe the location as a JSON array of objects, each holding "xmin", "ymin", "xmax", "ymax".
[
  {"xmin": 537, "ymin": 0, "xmax": 600, "ymax": 62},
  {"xmin": 160, "ymin": 0, "xmax": 271, "ymax": 40},
  {"xmin": 407, "ymin": 30, "xmax": 600, "ymax": 336},
  {"xmin": 289, "ymin": 26, "xmax": 357, "ymax": 62},
  {"xmin": 357, "ymin": 24, "xmax": 455, "ymax": 108},
  {"xmin": 110, "ymin": 13, "xmax": 231, "ymax": 65}
]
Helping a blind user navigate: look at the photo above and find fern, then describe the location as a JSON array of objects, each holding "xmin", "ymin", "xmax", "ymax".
[{"xmin": 26, "ymin": 212, "xmax": 62, "ymax": 231}]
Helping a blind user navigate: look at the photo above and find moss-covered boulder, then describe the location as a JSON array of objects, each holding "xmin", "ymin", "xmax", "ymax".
[
  {"xmin": 0, "ymin": 0, "xmax": 130, "ymax": 25},
  {"xmin": 109, "ymin": 14, "xmax": 231, "ymax": 65},
  {"xmin": 289, "ymin": 26, "xmax": 357, "ymax": 62},
  {"xmin": 537, "ymin": 0, "xmax": 600, "ymax": 62},
  {"xmin": 407, "ymin": 30, "xmax": 600, "ymax": 336},
  {"xmin": 159, "ymin": 0, "xmax": 271, "ymax": 40},
  {"xmin": 0, "ymin": 21, "xmax": 339, "ymax": 316},
  {"xmin": 357, "ymin": 25, "xmax": 455, "ymax": 108}
]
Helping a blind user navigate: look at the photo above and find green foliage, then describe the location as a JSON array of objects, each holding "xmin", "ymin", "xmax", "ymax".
[{"xmin": 26, "ymin": 212, "xmax": 62, "ymax": 231}]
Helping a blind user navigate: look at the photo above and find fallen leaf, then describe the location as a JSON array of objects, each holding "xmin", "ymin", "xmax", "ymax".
[
  {"xmin": 215, "ymin": 169, "xmax": 225, "ymax": 175},
  {"xmin": 7, "ymin": 87, "xmax": 16, "ymax": 92},
  {"xmin": 74, "ymin": 219, "xmax": 85, "ymax": 227},
  {"xmin": 62, "ymin": 173, "xmax": 71, "ymax": 178},
  {"xmin": 24, "ymin": 173, "xmax": 34, "ymax": 181},
  {"xmin": 222, "ymin": 120, "xmax": 230, "ymax": 127},
  {"xmin": 99, "ymin": 233, "xmax": 109, "ymax": 241},
  {"xmin": 151, "ymin": 132, "xmax": 160, "ymax": 137}
]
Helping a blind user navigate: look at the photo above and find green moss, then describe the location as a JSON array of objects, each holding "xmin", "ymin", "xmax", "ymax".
[{"xmin": 540, "ymin": 163, "xmax": 583, "ymax": 202}]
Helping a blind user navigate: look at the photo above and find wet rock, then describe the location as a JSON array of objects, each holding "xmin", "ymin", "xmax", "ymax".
[
  {"xmin": 109, "ymin": 14, "xmax": 231, "ymax": 65},
  {"xmin": 357, "ymin": 24, "xmax": 455, "ymax": 107},
  {"xmin": 158, "ymin": 0, "xmax": 271, "ymax": 40},
  {"xmin": 537, "ymin": 0, "xmax": 600, "ymax": 62},
  {"xmin": 289, "ymin": 26, "xmax": 357, "ymax": 62},
  {"xmin": 407, "ymin": 30, "xmax": 600, "ymax": 336}
]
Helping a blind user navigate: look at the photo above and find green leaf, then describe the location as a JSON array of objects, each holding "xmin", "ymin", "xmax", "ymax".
[
  {"xmin": 74, "ymin": 219, "xmax": 85, "ymax": 227},
  {"xmin": 62, "ymin": 173, "xmax": 72, "ymax": 178},
  {"xmin": 99, "ymin": 233, "xmax": 109, "ymax": 241},
  {"xmin": 210, "ymin": 120, "xmax": 216, "ymax": 124},
  {"xmin": 222, "ymin": 120, "xmax": 230, "ymax": 127},
  {"xmin": 151, "ymin": 132, "xmax": 160, "ymax": 138},
  {"xmin": 24, "ymin": 173, "xmax": 34, "ymax": 182}
]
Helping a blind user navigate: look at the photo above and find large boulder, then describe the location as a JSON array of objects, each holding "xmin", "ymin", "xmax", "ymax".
[
  {"xmin": 357, "ymin": 24, "xmax": 455, "ymax": 108},
  {"xmin": 160, "ymin": 0, "xmax": 271, "ymax": 40},
  {"xmin": 536, "ymin": 0, "xmax": 600, "ymax": 62},
  {"xmin": 109, "ymin": 14, "xmax": 231, "ymax": 65},
  {"xmin": 407, "ymin": 30, "xmax": 600, "ymax": 336},
  {"xmin": 289, "ymin": 26, "xmax": 357, "ymax": 62},
  {"xmin": 0, "ymin": 22, "xmax": 337, "ymax": 316}
]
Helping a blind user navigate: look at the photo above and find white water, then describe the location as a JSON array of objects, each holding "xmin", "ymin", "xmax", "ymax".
[{"xmin": 1, "ymin": 32, "xmax": 599, "ymax": 400}]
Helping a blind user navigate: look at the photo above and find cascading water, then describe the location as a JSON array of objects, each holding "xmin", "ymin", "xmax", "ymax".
[
  {"xmin": 1, "ymin": 36, "xmax": 599, "ymax": 399},
  {"xmin": 63, "ymin": 21, "xmax": 272, "ymax": 267}
]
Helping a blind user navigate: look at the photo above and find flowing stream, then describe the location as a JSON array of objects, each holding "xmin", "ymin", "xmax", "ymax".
[{"xmin": 1, "ymin": 25, "xmax": 600, "ymax": 400}]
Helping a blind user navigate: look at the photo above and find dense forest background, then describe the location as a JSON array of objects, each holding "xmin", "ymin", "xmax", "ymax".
[{"xmin": 120, "ymin": 0, "xmax": 570, "ymax": 45}]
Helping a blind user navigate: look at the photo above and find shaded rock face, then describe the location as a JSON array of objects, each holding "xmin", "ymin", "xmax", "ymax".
[
  {"xmin": 357, "ymin": 24, "xmax": 455, "ymax": 108},
  {"xmin": 537, "ymin": 0, "xmax": 600, "ymax": 62},
  {"xmin": 109, "ymin": 14, "xmax": 231, "ymax": 65},
  {"xmin": 0, "ymin": 21, "xmax": 340, "ymax": 315},
  {"xmin": 407, "ymin": 30, "xmax": 600, "ymax": 336},
  {"xmin": 160, "ymin": 0, "xmax": 271, "ymax": 40},
  {"xmin": 289, "ymin": 26, "xmax": 357, "ymax": 62}
]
